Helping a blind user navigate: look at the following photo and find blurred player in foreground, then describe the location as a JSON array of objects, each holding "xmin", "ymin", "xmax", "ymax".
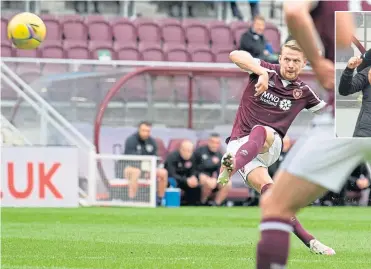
[
  {"xmin": 256, "ymin": 2, "xmax": 371, "ymax": 269},
  {"xmin": 217, "ymin": 39, "xmax": 334, "ymax": 254}
]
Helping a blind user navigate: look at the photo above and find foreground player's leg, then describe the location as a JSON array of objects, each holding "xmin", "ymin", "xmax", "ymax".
[
  {"xmin": 260, "ymin": 181, "xmax": 335, "ymax": 254},
  {"xmin": 218, "ymin": 126, "xmax": 273, "ymax": 184},
  {"xmin": 256, "ymin": 170, "xmax": 329, "ymax": 269}
]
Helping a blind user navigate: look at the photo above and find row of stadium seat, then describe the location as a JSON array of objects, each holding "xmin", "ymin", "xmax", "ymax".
[
  {"xmin": 1, "ymin": 39, "xmax": 234, "ymax": 62},
  {"xmin": 1, "ymin": 15, "xmax": 281, "ymax": 52}
]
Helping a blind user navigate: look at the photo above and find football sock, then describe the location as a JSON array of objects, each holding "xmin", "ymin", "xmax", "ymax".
[
  {"xmin": 257, "ymin": 217, "xmax": 292, "ymax": 269},
  {"xmin": 291, "ymin": 217, "xmax": 315, "ymax": 247},
  {"xmin": 260, "ymin": 183, "xmax": 315, "ymax": 247},
  {"xmin": 235, "ymin": 126, "xmax": 267, "ymax": 171}
]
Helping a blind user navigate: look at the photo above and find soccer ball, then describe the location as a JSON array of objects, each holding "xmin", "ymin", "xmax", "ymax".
[{"xmin": 7, "ymin": 12, "xmax": 46, "ymax": 50}]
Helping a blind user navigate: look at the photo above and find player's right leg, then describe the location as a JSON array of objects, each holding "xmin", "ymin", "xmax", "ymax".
[
  {"xmin": 247, "ymin": 167, "xmax": 333, "ymax": 254},
  {"xmin": 256, "ymin": 171, "xmax": 328, "ymax": 269},
  {"xmin": 218, "ymin": 125, "xmax": 275, "ymax": 185},
  {"xmin": 124, "ymin": 166, "xmax": 141, "ymax": 199}
]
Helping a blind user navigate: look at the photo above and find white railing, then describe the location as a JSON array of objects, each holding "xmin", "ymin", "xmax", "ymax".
[
  {"xmin": 91, "ymin": 154, "xmax": 157, "ymax": 208},
  {"xmin": 1, "ymin": 57, "xmax": 314, "ymax": 71}
]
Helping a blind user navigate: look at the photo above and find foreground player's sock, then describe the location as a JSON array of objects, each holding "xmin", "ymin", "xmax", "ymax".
[
  {"xmin": 291, "ymin": 217, "xmax": 315, "ymax": 247},
  {"xmin": 257, "ymin": 217, "xmax": 293, "ymax": 269},
  {"xmin": 235, "ymin": 126, "xmax": 267, "ymax": 171},
  {"xmin": 261, "ymin": 184, "xmax": 315, "ymax": 248}
]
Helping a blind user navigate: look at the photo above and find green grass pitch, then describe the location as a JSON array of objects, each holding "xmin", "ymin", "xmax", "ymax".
[{"xmin": 2, "ymin": 207, "xmax": 371, "ymax": 269}]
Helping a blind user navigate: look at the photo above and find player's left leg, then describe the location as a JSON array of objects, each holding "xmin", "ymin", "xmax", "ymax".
[
  {"xmin": 156, "ymin": 168, "xmax": 168, "ymax": 205},
  {"xmin": 256, "ymin": 171, "xmax": 328, "ymax": 269},
  {"xmin": 218, "ymin": 125, "xmax": 275, "ymax": 184}
]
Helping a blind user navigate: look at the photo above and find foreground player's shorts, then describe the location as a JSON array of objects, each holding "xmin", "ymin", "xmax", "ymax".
[
  {"xmin": 226, "ymin": 126, "xmax": 282, "ymax": 183},
  {"xmin": 280, "ymin": 125, "xmax": 371, "ymax": 193}
]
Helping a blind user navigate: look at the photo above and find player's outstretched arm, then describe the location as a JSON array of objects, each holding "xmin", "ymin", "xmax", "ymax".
[
  {"xmin": 229, "ymin": 50, "xmax": 268, "ymax": 76},
  {"xmin": 336, "ymin": 13, "xmax": 355, "ymax": 49},
  {"xmin": 284, "ymin": 1, "xmax": 321, "ymax": 65},
  {"xmin": 284, "ymin": 1, "xmax": 334, "ymax": 90}
]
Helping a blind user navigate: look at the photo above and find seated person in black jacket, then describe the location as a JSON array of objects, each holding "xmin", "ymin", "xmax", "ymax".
[
  {"xmin": 165, "ymin": 140, "xmax": 201, "ymax": 205},
  {"xmin": 345, "ymin": 162, "xmax": 370, "ymax": 204},
  {"xmin": 338, "ymin": 50, "xmax": 371, "ymax": 137},
  {"xmin": 123, "ymin": 121, "xmax": 168, "ymax": 204},
  {"xmin": 194, "ymin": 133, "xmax": 231, "ymax": 206},
  {"xmin": 239, "ymin": 15, "xmax": 278, "ymax": 64}
]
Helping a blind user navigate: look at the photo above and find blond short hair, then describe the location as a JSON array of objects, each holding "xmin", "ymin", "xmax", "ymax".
[{"xmin": 282, "ymin": 40, "xmax": 303, "ymax": 53}]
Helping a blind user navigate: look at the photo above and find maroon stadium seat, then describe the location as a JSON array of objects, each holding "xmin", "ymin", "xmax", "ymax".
[
  {"xmin": 1, "ymin": 17, "xmax": 8, "ymax": 41},
  {"xmin": 139, "ymin": 42, "xmax": 164, "ymax": 61},
  {"xmin": 41, "ymin": 40, "xmax": 64, "ymax": 58},
  {"xmin": 152, "ymin": 77, "xmax": 175, "ymax": 102},
  {"xmin": 135, "ymin": 18, "xmax": 161, "ymax": 43},
  {"xmin": 1, "ymin": 40, "xmax": 14, "ymax": 57},
  {"xmin": 86, "ymin": 15, "xmax": 113, "ymax": 41},
  {"xmin": 196, "ymin": 77, "xmax": 221, "ymax": 103},
  {"xmin": 167, "ymin": 139, "xmax": 186, "ymax": 152},
  {"xmin": 40, "ymin": 40, "xmax": 66, "ymax": 74},
  {"xmin": 159, "ymin": 18, "xmax": 186, "ymax": 44},
  {"xmin": 196, "ymin": 139, "xmax": 208, "ymax": 148},
  {"xmin": 163, "ymin": 43, "xmax": 190, "ymax": 62},
  {"xmin": 183, "ymin": 20, "xmax": 210, "ymax": 45},
  {"xmin": 230, "ymin": 21, "xmax": 250, "ymax": 46},
  {"xmin": 188, "ymin": 44, "xmax": 214, "ymax": 63},
  {"xmin": 116, "ymin": 76, "xmax": 147, "ymax": 102},
  {"xmin": 114, "ymin": 42, "xmax": 142, "ymax": 60},
  {"xmin": 90, "ymin": 40, "xmax": 116, "ymax": 60},
  {"xmin": 155, "ymin": 138, "xmax": 168, "ymax": 162},
  {"xmin": 264, "ymin": 23, "xmax": 281, "ymax": 53},
  {"xmin": 40, "ymin": 15, "xmax": 62, "ymax": 40},
  {"xmin": 209, "ymin": 21, "xmax": 234, "ymax": 46},
  {"xmin": 64, "ymin": 40, "xmax": 89, "ymax": 59},
  {"xmin": 111, "ymin": 18, "xmax": 137, "ymax": 43},
  {"xmin": 61, "ymin": 15, "xmax": 88, "ymax": 40},
  {"xmin": 213, "ymin": 45, "xmax": 235, "ymax": 63},
  {"xmin": 174, "ymin": 76, "xmax": 192, "ymax": 102},
  {"xmin": 227, "ymin": 78, "xmax": 247, "ymax": 103},
  {"xmin": 15, "ymin": 48, "xmax": 40, "ymax": 74},
  {"xmin": 42, "ymin": 64, "xmax": 68, "ymax": 75}
]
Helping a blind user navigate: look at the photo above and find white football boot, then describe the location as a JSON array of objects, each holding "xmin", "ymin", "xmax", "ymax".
[{"xmin": 309, "ymin": 239, "xmax": 336, "ymax": 255}]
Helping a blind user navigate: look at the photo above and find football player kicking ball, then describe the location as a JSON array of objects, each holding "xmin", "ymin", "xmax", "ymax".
[
  {"xmin": 255, "ymin": 1, "xmax": 371, "ymax": 269},
  {"xmin": 217, "ymin": 39, "xmax": 334, "ymax": 254}
]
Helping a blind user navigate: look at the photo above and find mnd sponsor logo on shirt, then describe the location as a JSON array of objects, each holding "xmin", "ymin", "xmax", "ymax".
[
  {"xmin": 260, "ymin": 92, "xmax": 281, "ymax": 106},
  {"xmin": 260, "ymin": 92, "xmax": 292, "ymax": 111}
]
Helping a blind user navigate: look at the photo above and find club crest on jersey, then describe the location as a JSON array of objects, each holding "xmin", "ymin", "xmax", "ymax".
[{"xmin": 293, "ymin": 89, "xmax": 303, "ymax": 99}]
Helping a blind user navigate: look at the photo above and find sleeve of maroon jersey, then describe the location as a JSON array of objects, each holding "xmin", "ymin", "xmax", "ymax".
[
  {"xmin": 246, "ymin": 59, "xmax": 280, "ymax": 74},
  {"xmin": 304, "ymin": 85, "xmax": 327, "ymax": 113}
]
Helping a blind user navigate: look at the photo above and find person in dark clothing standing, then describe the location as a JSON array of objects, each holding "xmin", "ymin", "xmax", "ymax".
[
  {"xmin": 194, "ymin": 133, "xmax": 231, "ymax": 206},
  {"xmin": 165, "ymin": 140, "xmax": 201, "ymax": 205},
  {"xmin": 239, "ymin": 15, "xmax": 278, "ymax": 64},
  {"xmin": 123, "ymin": 121, "xmax": 168, "ymax": 204},
  {"xmin": 338, "ymin": 51, "xmax": 371, "ymax": 137}
]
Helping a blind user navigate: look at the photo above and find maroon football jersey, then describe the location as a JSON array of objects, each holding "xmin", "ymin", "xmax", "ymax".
[
  {"xmin": 310, "ymin": 1, "xmax": 371, "ymax": 113},
  {"xmin": 229, "ymin": 61, "xmax": 325, "ymax": 140}
]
